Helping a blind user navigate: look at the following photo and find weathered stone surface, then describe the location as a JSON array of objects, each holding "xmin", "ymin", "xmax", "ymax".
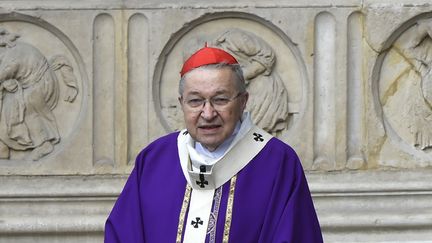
[{"xmin": 0, "ymin": 0, "xmax": 431, "ymax": 242}]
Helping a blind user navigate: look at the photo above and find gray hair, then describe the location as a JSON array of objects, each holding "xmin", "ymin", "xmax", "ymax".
[{"xmin": 178, "ymin": 63, "xmax": 246, "ymax": 96}]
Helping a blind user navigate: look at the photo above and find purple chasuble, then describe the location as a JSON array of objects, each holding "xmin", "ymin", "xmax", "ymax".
[{"xmin": 105, "ymin": 132, "xmax": 323, "ymax": 243}]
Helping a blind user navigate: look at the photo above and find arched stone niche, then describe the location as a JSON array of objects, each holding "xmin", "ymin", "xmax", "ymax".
[
  {"xmin": 373, "ymin": 12, "xmax": 432, "ymax": 167},
  {"xmin": 0, "ymin": 13, "xmax": 86, "ymax": 162},
  {"xmin": 154, "ymin": 12, "xmax": 308, "ymax": 139}
]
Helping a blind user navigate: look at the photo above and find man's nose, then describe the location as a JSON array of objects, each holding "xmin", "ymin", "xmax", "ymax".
[{"xmin": 200, "ymin": 101, "xmax": 217, "ymax": 120}]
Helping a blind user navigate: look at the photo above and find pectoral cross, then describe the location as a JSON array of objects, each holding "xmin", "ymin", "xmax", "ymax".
[{"xmin": 196, "ymin": 165, "xmax": 208, "ymax": 188}]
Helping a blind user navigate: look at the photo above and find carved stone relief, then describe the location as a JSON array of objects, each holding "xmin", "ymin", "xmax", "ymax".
[
  {"xmin": 212, "ymin": 29, "xmax": 289, "ymax": 136},
  {"xmin": 156, "ymin": 13, "xmax": 306, "ymax": 139},
  {"xmin": 402, "ymin": 18, "xmax": 432, "ymax": 150},
  {"xmin": 0, "ymin": 20, "xmax": 82, "ymax": 162},
  {"xmin": 376, "ymin": 15, "xmax": 432, "ymax": 166}
]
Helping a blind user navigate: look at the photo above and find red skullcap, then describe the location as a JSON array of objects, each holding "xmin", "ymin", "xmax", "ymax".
[{"xmin": 180, "ymin": 44, "xmax": 238, "ymax": 77}]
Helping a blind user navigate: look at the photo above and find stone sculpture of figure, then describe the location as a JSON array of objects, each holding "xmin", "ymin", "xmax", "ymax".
[
  {"xmin": 0, "ymin": 28, "xmax": 78, "ymax": 160},
  {"xmin": 397, "ymin": 18, "xmax": 432, "ymax": 150},
  {"xmin": 213, "ymin": 28, "xmax": 289, "ymax": 136},
  {"xmin": 410, "ymin": 19, "xmax": 432, "ymax": 107}
]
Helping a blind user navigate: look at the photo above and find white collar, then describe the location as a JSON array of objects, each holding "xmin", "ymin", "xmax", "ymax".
[
  {"xmin": 194, "ymin": 120, "xmax": 241, "ymax": 161},
  {"xmin": 189, "ymin": 113, "xmax": 253, "ymax": 170},
  {"xmin": 178, "ymin": 112, "xmax": 272, "ymax": 190}
]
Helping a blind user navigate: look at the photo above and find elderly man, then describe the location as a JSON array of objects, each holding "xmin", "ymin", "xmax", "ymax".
[{"xmin": 105, "ymin": 45, "xmax": 323, "ymax": 243}]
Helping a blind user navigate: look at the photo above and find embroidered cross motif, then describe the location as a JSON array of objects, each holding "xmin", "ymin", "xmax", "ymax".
[
  {"xmin": 253, "ymin": 132, "xmax": 264, "ymax": 142},
  {"xmin": 196, "ymin": 176, "xmax": 209, "ymax": 188},
  {"xmin": 191, "ymin": 217, "xmax": 203, "ymax": 228},
  {"xmin": 196, "ymin": 165, "xmax": 208, "ymax": 188}
]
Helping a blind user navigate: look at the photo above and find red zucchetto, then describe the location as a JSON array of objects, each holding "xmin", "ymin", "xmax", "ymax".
[{"xmin": 180, "ymin": 44, "xmax": 238, "ymax": 77}]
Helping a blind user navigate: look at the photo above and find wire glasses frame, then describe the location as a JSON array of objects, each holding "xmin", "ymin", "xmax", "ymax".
[{"xmin": 181, "ymin": 92, "xmax": 244, "ymax": 113}]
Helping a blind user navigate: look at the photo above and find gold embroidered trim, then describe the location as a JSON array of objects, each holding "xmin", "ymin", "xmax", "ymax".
[
  {"xmin": 223, "ymin": 174, "xmax": 237, "ymax": 243},
  {"xmin": 208, "ymin": 186, "xmax": 223, "ymax": 243},
  {"xmin": 176, "ymin": 184, "xmax": 192, "ymax": 243}
]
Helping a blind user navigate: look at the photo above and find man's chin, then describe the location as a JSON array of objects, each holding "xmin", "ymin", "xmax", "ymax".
[{"xmin": 196, "ymin": 137, "xmax": 223, "ymax": 151}]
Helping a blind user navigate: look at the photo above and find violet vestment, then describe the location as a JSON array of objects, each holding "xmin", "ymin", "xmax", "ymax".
[{"xmin": 105, "ymin": 128, "xmax": 323, "ymax": 243}]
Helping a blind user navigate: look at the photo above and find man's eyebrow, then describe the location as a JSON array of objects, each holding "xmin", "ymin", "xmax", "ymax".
[
  {"xmin": 185, "ymin": 90, "xmax": 230, "ymax": 96},
  {"xmin": 185, "ymin": 91, "xmax": 202, "ymax": 96},
  {"xmin": 214, "ymin": 90, "xmax": 229, "ymax": 95}
]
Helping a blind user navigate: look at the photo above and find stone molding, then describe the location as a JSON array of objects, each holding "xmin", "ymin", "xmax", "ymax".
[
  {"xmin": 0, "ymin": 175, "xmax": 124, "ymax": 241},
  {"xmin": 1, "ymin": 172, "xmax": 431, "ymax": 242}
]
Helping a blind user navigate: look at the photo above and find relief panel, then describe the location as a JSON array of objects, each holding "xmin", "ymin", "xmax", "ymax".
[
  {"xmin": 373, "ymin": 13, "xmax": 432, "ymax": 167},
  {"xmin": 155, "ymin": 12, "xmax": 307, "ymax": 142},
  {"xmin": 213, "ymin": 28, "xmax": 290, "ymax": 136},
  {"xmin": 0, "ymin": 15, "xmax": 83, "ymax": 163}
]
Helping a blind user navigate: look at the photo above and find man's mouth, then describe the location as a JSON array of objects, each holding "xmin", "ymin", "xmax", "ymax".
[{"xmin": 198, "ymin": 124, "xmax": 222, "ymax": 130}]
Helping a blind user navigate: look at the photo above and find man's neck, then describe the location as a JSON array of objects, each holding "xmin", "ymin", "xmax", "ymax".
[{"xmin": 195, "ymin": 120, "xmax": 242, "ymax": 160}]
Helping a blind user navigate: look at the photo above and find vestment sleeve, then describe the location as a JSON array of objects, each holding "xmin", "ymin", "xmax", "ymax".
[
  {"xmin": 104, "ymin": 153, "xmax": 145, "ymax": 243},
  {"xmin": 277, "ymin": 159, "xmax": 323, "ymax": 242},
  {"xmin": 261, "ymin": 151, "xmax": 323, "ymax": 243}
]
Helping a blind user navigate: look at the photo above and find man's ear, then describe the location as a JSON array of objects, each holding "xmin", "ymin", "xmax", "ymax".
[
  {"xmin": 241, "ymin": 92, "xmax": 249, "ymax": 110},
  {"xmin": 178, "ymin": 96, "xmax": 183, "ymax": 107}
]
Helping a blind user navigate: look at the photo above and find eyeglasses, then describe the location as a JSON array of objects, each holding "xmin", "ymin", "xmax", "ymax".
[{"xmin": 182, "ymin": 92, "xmax": 244, "ymax": 113}]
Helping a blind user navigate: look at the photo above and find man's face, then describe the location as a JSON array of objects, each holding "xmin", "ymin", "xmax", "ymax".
[{"xmin": 180, "ymin": 66, "xmax": 248, "ymax": 151}]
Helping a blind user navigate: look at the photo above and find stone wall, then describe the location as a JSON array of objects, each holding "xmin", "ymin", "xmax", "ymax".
[{"xmin": 0, "ymin": 0, "xmax": 431, "ymax": 242}]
